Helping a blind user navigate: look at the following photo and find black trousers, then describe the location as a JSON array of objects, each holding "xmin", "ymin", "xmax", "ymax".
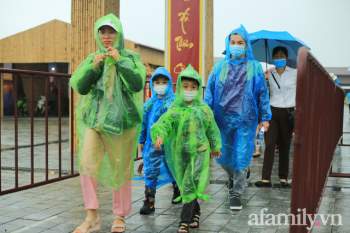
[
  {"xmin": 262, "ymin": 106, "xmax": 294, "ymax": 180},
  {"xmin": 180, "ymin": 199, "xmax": 200, "ymax": 224}
]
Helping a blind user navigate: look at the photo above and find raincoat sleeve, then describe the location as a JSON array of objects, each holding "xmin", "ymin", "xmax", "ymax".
[
  {"xmin": 204, "ymin": 71, "xmax": 216, "ymax": 108},
  {"xmin": 204, "ymin": 107, "xmax": 222, "ymax": 152},
  {"xmin": 117, "ymin": 51, "xmax": 146, "ymax": 92},
  {"xmin": 150, "ymin": 108, "xmax": 176, "ymax": 143},
  {"xmin": 255, "ymin": 64, "xmax": 272, "ymax": 122},
  {"xmin": 139, "ymin": 101, "xmax": 151, "ymax": 144},
  {"xmin": 69, "ymin": 53, "xmax": 102, "ymax": 95}
]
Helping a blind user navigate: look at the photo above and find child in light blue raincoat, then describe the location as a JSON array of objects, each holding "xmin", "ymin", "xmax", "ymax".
[
  {"xmin": 205, "ymin": 25, "xmax": 272, "ymax": 211},
  {"xmin": 138, "ymin": 67, "xmax": 180, "ymax": 215}
]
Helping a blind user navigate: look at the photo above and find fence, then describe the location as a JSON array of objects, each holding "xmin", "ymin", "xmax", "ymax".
[{"xmin": 289, "ymin": 48, "xmax": 345, "ymax": 232}]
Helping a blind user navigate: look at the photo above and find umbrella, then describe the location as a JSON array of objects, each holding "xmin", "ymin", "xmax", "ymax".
[{"xmin": 249, "ymin": 30, "xmax": 309, "ymax": 68}]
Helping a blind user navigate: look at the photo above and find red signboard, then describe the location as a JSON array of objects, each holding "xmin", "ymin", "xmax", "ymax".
[{"xmin": 167, "ymin": 0, "xmax": 202, "ymax": 82}]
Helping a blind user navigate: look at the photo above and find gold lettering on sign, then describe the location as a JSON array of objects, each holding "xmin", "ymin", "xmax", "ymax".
[
  {"xmin": 174, "ymin": 36, "xmax": 194, "ymax": 52},
  {"xmin": 174, "ymin": 63, "xmax": 186, "ymax": 74},
  {"xmin": 178, "ymin": 7, "xmax": 190, "ymax": 35}
]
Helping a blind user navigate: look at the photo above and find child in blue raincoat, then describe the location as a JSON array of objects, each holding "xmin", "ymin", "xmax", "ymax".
[
  {"xmin": 205, "ymin": 25, "xmax": 272, "ymax": 211},
  {"xmin": 138, "ymin": 67, "xmax": 180, "ymax": 215}
]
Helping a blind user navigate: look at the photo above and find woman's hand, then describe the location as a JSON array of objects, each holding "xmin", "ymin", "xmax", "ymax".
[
  {"xmin": 154, "ymin": 137, "xmax": 163, "ymax": 150},
  {"xmin": 93, "ymin": 54, "xmax": 106, "ymax": 69},
  {"xmin": 264, "ymin": 71, "xmax": 270, "ymax": 80},
  {"xmin": 106, "ymin": 47, "xmax": 120, "ymax": 61},
  {"xmin": 210, "ymin": 151, "xmax": 221, "ymax": 158}
]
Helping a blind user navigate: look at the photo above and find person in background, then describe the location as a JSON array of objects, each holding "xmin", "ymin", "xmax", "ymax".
[{"xmin": 255, "ymin": 46, "xmax": 296, "ymax": 188}]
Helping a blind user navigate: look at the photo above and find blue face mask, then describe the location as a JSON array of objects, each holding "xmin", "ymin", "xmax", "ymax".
[
  {"xmin": 229, "ymin": 45, "xmax": 245, "ymax": 59},
  {"xmin": 273, "ymin": 58, "xmax": 287, "ymax": 69}
]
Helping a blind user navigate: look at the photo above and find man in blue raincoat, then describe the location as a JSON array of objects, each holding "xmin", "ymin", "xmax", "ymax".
[
  {"xmin": 205, "ymin": 25, "xmax": 272, "ymax": 210},
  {"xmin": 138, "ymin": 67, "xmax": 180, "ymax": 215}
]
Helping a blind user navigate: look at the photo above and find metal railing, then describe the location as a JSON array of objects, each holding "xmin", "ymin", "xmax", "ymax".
[
  {"xmin": 0, "ymin": 68, "xmax": 77, "ymax": 195},
  {"xmin": 289, "ymin": 48, "xmax": 345, "ymax": 232}
]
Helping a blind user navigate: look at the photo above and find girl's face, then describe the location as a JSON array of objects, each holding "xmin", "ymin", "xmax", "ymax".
[
  {"xmin": 230, "ymin": 34, "xmax": 246, "ymax": 47},
  {"xmin": 98, "ymin": 26, "xmax": 117, "ymax": 48}
]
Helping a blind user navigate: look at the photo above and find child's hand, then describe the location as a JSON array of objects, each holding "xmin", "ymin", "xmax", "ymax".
[
  {"xmin": 155, "ymin": 137, "xmax": 163, "ymax": 150},
  {"xmin": 210, "ymin": 151, "xmax": 221, "ymax": 158}
]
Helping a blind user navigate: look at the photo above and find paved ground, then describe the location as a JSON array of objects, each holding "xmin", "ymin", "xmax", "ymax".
[{"xmin": 1, "ymin": 109, "xmax": 350, "ymax": 232}]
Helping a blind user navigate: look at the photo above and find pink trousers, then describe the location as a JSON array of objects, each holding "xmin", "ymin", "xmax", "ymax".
[{"xmin": 80, "ymin": 175, "xmax": 132, "ymax": 216}]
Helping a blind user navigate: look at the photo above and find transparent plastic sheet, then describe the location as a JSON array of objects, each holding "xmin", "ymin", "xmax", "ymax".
[
  {"xmin": 204, "ymin": 25, "xmax": 271, "ymax": 172},
  {"xmin": 151, "ymin": 65, "xmax": 221, "ymax": 203},
  {"xmin": 70, "ymin": 14, "xmax": 146, "ymax": 189},
  {"xmin": 139, "ymin": 67, "xmax": 175, "ymax": 188}
]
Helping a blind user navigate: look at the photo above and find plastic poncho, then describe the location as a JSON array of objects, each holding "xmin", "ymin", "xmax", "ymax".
[
  {"xmin": 70, "ymin": 14, "xmax": 146, "ymax": 189},
  {"xmin": 204, "ymin": 25, "xmax": 271, "ymax": 173},
  {"xmin": 151, "ymin": 65, "xmax": 222, "ymax": 203},
  {"xmin": 139, "ymin": 67, "xmax": 175, "ymax": 189}
]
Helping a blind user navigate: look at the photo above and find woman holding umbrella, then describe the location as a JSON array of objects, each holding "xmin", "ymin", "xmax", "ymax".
[{"xmin": 255, "ymin": 46, "xmax": 297, "ymax": 188}]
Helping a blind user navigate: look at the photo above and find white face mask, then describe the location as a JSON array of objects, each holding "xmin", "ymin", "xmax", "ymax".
[
  {"xmin": 153, "ymin": 84, "xmax": 167, "ymax": 95},
  {"xmin": 183, "ymin": 90, "xmax": 198, "ymax": 102}
]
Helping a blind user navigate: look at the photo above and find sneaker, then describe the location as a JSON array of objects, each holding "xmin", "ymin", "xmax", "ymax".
[
  {"xmin": 229, "ymin": 196, "xmax": 243, "ymax": 210},
  {"xmin": 255, "ymin": 180, "xmax": 272, "ymax": 188},
  {"xmin": 139, "ymin": 199, "xmax": 155, "ymax": 215},
  {"xmin": 280, "ymin": 179, "xmax": 291, "ymax": 188}
]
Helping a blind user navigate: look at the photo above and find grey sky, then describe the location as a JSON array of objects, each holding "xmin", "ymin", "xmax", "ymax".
[{"xmin": 0, "ymin": 0, "xmax": 349, "ymax": 67}]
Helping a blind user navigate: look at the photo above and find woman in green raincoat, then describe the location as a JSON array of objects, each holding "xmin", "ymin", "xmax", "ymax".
[
  {"xmin": 70, "ymin": 14, "xmax": 146, "ymax": 233},
  {"xmin": 151, "ymin": 65, "xmax": 221, "ymax": 233}
]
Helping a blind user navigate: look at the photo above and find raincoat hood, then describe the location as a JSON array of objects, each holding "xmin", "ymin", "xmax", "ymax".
[
  {"xmin": 175, "ymin": 65, "xmax": 203, "ymax": 106},
  {"xmin": 225, "ymin": 25, "xmax": 255, "ymax": 62},
  {"xmin": 94, "ymin": 13, "xmax": 124, "ymax": 52},
  {"xmin": 149, "ymin": 67, "xmax": 174, "ymax": 99}
]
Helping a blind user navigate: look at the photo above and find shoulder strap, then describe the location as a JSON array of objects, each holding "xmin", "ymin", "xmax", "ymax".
[{"xmin": 271, "ymin": 72, "xmax": 280, "ymax": 89}]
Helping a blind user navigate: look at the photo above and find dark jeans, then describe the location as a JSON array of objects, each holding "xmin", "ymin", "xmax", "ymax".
[
  {"xmin": 180, "ymin": 199, "xmax": 200, "ymax": 224},
  {"xmin": 262, "ymin": 106, "xmax": 294, "ymax": 180}
]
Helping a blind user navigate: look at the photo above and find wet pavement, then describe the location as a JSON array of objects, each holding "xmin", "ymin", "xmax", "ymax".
[{"xmin": 0, "ymin": 109, "xmax": 350, "ymax": 233}]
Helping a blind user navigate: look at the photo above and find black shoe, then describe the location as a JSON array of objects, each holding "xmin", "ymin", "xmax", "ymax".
[
  {"xmin": 255, "ymin": 180, "xmax": 272, "ymax": 188},
  {"xmin": 139, "ymin": 199, "xmax": 155, "ymax": 215},
  {"xmin": 229, "ymin": 195, "xmax": 243, "ymax": 210},
  {"xmin": 246, "ymin": 168, "xmax": 251, "ymax": 179},
  {"xmin": 172, "ymin": 184, "xmax": 182, "ymax": 204},
  {"xmin": 140, "ymin": 187, "xmax": 156, "ymax": 215}
]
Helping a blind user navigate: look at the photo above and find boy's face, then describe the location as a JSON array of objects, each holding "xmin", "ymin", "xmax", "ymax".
[
  {"xmin": 182, "ymin": 79, "xmax": 199, "ymax": 91},
  {"xmin": 153, "ymin": 76, "xmax": 168, "ymax": 86}
]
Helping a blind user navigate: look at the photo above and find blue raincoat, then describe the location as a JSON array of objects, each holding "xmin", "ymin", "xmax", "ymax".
[
  {"xmin": 139, "ymin": 67, "xmax": 175, "ymax": 189},
  {"xmin": 205, "ymin": 25, "xmax": 272, "ymax": 172}
]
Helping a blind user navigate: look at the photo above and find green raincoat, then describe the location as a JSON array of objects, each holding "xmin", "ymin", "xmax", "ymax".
[
  {"xmin": 70, "ymin": 14, "xmax": 146, "ymax": 189},
  {"xmin": 151, "ymin": 65, "xmax": 221, "ymax": 203}
]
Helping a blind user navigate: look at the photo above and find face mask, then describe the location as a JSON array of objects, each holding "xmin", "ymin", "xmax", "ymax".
[
  {"xmin": 273, "ymin": 58, "xmax": 287, "ymax": 69},
  {"xmin": 153, "ymin": 84, "xmax": 167, "ymax": 95},
  {"xmin": 183, "ymin": 90, "xmax": 198, "ymax": 102},
  {"xmin": 229, "ymin": 45, "xmax": 245, "ymax": 59}
]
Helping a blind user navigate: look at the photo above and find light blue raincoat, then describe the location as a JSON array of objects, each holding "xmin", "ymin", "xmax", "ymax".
[
  {"xmin": 139, "ymin": 67, "xmax": 175, "ymax": 189},
  {"xmin": 205, "ymin": 25, "xmax": 272, "ymax": 172}
]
